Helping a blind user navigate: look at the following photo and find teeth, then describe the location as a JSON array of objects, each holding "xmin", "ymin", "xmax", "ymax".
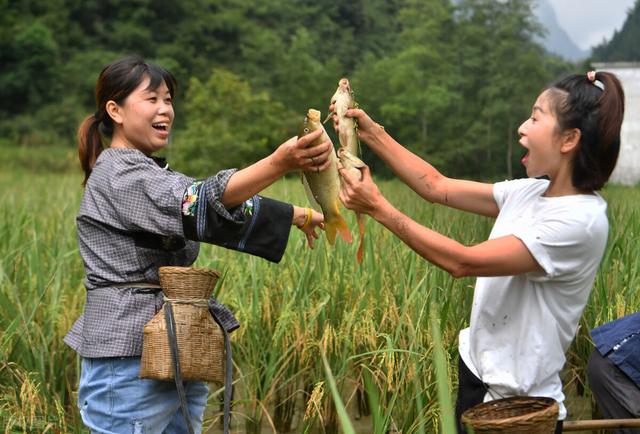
[{"xmin": 152, "ymin": 123, "xmax": 168, "ymax": 129}]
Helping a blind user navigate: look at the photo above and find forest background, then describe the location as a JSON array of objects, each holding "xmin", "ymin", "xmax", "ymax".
[
  {"xmin": 3, "ymin": 0, "xmax": 637, "ymax": 180},
  {"xmin": 2, "ymin": 0, "xmax": 640, "ymax": 432}
]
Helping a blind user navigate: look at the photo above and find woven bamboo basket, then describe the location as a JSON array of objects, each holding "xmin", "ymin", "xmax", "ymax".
[
  {"xmin": 140, "ymin": 266, "xmax": 224, "ymax": 384},
  {"xmin": 461, "ymin": 396, "xmax": 559, "ymax": 434}
]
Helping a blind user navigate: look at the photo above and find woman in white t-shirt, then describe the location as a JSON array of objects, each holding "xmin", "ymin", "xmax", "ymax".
[{"xmin": 332, "ymin": 71, "xmax": 625, "ymax": 433}]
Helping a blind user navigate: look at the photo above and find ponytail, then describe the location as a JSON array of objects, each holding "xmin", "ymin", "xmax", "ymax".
[
  {"xmin": 79, "ymin": 55, "xmax": 178, "ymax": 186},
  {"xmin": 77, "ymin": 114, "xmax": 104, "ymax": 186},
  {"xmin": 546, "ymin": 71, "xmax": 625, "ymax": 191},
  {"xmin": 593, "ymin": 71, "xmax": 625, "ymax": 183}
]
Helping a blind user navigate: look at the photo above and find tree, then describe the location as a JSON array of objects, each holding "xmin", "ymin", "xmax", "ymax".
[
  {"xmin": 171, "ymin": 68, "xmax": 295, "ymax": 177},
  {"xmin": 592, "ymin": 0, "xmax": 640, "ymax": 61},
  {"xmin": 450, "ymin": 0, "xmax": 560, "ymax": 179},
  {"xmin": 353, "ymin": 0, "xmax": 460, "ymax": 175}
]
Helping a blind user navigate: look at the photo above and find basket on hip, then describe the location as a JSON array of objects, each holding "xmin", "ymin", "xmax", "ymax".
[
  {"xmin": 461, "ymin": 396, "xmax": 559, "ymax": 434},
  {"xmin": 140, "ymin": 266, "xmax": 224, "ymax": 384}
]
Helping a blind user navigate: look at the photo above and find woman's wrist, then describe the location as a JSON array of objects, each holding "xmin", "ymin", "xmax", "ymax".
[
  {"xmin": 371, "ymin": 125, "xmax": 388, "ymax": 148},
  {"xmin": 361, "ymin": 124, "xmax": 386, "ymax": 150},
  {"xmin": 268, "ymin": 150, "xmax": 290, "ymax": 176},
  {"xmin": 369, "ymin": 195, "xmax": 392, "ymax": 222},
  {"xmin": 292, "ymin": 205, "xmax": 312, "ymax": 228}
]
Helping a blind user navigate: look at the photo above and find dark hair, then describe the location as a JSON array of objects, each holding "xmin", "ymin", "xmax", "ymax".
[
  {"xmin": 78, "ymin": 55, "xmax": 177, "ymax": 186},
  {"xmin": 545, "ymin": 71, "xmax": 625, "ymax": 191}
]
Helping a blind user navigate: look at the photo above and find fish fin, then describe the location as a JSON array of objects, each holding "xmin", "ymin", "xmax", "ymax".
[
  {"xmin": 325, "ymin": 213, "xmax": 352, "ymax": 245},
  {"xmin": 322, "ymin": 110, "xmax": 335, "ymax": 124},
  {"xmin": 302, "ymin": 174, "xmax": 323, "ymax": 212},
  {"xmin": 356, "ymin": 213, "xmax": 365, "ymax": 264}
]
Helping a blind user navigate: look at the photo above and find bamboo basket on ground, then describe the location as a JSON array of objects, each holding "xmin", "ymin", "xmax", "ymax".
[
  {"xmin": 461, "ymin": 396, "xmax": 559, "ymax": 434},
  {"xmin": 140, "ymin": 266, "xmax": 224, "ymax": 383}
]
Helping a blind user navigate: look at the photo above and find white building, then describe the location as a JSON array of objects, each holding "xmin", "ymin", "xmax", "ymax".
[{"xmin": 593, "ymin": 62, "xmax": 640, "ymax": 186}]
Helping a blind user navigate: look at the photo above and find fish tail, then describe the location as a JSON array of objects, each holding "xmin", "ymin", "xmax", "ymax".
[{"xmin": 325, "ymin": 214, "xmax": 352, "ymax": 245}]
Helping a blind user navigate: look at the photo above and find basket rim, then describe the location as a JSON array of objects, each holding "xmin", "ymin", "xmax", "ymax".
[
  {"xmin": 461, "ymin": 396, "xmax": 559, "ymax": 425},
  {"xmin": 159, "ymin": 266, "xmax": 220, "ymax": 278}
]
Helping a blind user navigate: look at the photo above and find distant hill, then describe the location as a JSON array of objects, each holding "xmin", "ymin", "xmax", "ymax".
[
  {"xmin": 532, "ymin": 0, "xmax": 590, "ymax": 62},
  {"xmin": 450, "ymin": 0, "xmax": 589, "ymax": 61},
  {"xmin": 591, "ymin": 0, "xmax": 640, "ymax": 61}
]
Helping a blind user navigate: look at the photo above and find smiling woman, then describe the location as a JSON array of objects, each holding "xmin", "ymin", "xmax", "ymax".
[
  {"xmin": 77, "ymin": 58, "xmax": 177, "ymax": 185},
  {"xmin": 68, "ymin": 55, "xmax": 334, "ymax": 434},
  {"xmin": 104, "ymin": 72, "xmax": 174, "ymax": 156}
]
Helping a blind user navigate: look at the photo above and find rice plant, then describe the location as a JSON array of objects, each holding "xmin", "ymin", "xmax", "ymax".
[{"xmin": 1, "ymin": 169, "xmax": 639, "ymax": 433}]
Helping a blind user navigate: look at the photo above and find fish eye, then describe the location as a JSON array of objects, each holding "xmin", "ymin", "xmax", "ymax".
[{"xmin": 304, "ymin": 128, "xmax": 309, "ymax": 133}]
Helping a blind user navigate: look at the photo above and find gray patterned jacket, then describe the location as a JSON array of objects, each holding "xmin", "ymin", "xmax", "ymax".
[{"xmin": 64, "ymin": 148, "xmax": 292, "ymax": 357}]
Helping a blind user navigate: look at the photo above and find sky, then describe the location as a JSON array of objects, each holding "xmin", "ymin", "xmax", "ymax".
[{"xmin": 548, "ymin": 0, "xmax": 636, "ymax": 50}]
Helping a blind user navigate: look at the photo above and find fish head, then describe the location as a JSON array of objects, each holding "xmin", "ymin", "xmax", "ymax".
[
  {"xmin": 338, "ymin": 77, "xmax": 351, "ymax": 94},
  {"xmin": 331, "ymin": 78, "xmax": 354, "ymax": 108},
  {"xmin": 299, "ymin": 109, "xmax": 322, "ymax": 137},
  {"xmin": 337, "ymin": 147, "xmax": 365, "ymax": 180}
]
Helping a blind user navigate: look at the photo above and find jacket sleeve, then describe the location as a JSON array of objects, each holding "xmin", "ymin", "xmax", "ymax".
[{"xmin": 182, "ymin": 180, "xmax": 293, "ymax": 263}]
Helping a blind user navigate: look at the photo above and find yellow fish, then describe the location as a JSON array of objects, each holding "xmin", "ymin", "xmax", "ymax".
[{"xmin": 299, "ymin": 109, "xmax": 352, "ymax": 245}]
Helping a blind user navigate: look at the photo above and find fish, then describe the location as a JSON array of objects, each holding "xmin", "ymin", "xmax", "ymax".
[
  {"xmin": 329, "ymin": 78, "xmax": 366, "ymax": 263},
  {"xmin": 337, "ymin": 147, "xmax": 366, "ymax": 183},
  {"xmin": 299, "ymin": 109, "xmax": 352, "ymax": 245},
  {"xmin": 327, "ymin": 77, "xmax": 359, "ymax": 156},
  {"xmin": 337, "ymin": 147, "xmax": 367, "ymax": 263}
]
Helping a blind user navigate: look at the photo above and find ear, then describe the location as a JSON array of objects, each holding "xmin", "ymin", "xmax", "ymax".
[
  {"xmin": 560, "ymin": 128, "xmax": 581, "ymax": 154},
  {"xmin": 105, "ymin": 100, "xmax": 123, "ymax": 125}
]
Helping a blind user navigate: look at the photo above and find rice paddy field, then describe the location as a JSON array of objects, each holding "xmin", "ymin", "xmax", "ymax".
[{"xmin": 1, "ymin": 164, "xmax": 639, "ymax": 433}]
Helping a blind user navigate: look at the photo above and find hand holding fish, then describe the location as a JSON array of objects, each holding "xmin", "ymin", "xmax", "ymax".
[
  {"xmin": 292, "ymin": 206, "xmax": 325, "ymax": 249},
  {"xmin": 272, "ymin": 129, "xmax": 333, "ymax": 173},
  {"xmin": 338, "ymin": 162, "xmax": 386, "ymax": 218},
  {"xmin": 329, "ymin": 105, "xmax": 385, "ymax": 145}
]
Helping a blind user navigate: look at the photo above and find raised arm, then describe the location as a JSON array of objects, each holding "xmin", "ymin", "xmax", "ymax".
[
  {"xmin": 335, "ymin": 108, "xmax": 499, "ymax": 218},
  {"xmin": 338, "ymin": 165, "xmax": 541, "ymax": 277},
  {"xmin": 221, "ymin": 129, "xmax": 331, "ymax": 208}
]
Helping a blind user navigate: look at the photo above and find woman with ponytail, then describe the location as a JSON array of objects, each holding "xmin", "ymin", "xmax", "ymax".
[
  {"xmin": 334, "ymin": 70, "xmax": 625, "ymax": 433},
  {"xmin": 66, "ymin": 55, "xmax": 332, "ymax": 433}
]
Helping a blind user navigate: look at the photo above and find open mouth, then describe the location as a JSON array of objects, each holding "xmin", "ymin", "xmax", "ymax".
[{"xmin": 152, "ymin": 122, "xmax": 168, "ymax": 131}]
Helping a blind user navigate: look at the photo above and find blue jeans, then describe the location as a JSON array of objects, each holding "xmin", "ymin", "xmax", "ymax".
[{"xmin": 78, "ymin": 357, "xmax": 208, "ymax": 433}]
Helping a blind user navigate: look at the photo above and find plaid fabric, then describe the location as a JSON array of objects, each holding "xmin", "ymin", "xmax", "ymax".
[{"xmin": 64, "ymin": 148, "xmax": 242, "ymax": 358}]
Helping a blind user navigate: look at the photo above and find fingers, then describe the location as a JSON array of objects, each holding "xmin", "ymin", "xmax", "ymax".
[
  {"xmin": 331, "ymin": 107, "xmax": 365, "ymax": 133},
  {"xmin": 359, "ymin": 165, "xmax": 371, "ymax": 180},
  {"xmin": 303, "ymin": 210, "xmax": 324, "ymax": 248},
  {"xmin": 314, "ymin": 156, "xmax": 332, "ymax": 172},
  {"xmin": 303, "ymin": 140, "xmax": 332, "ymax": 172},
  {"xmin": 296, "ymin": 128, "xmax": 322, "ymax": 148},
  {"xmin": 305, "ymin": 139, "xmax": 331, "ymax": 159},
  {"xmin": 345, "ymin": 108, "xmax": 361, "ymax": 118},
  {"xmin": 337, "ymin": 162, "xmax": 357, "ymax": 187}
]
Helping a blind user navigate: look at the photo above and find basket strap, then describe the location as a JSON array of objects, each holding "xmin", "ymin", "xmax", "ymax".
[
  {"xmin": 208, "ymin": 299, "xmax": 238, "ymax": 434},
  {"xmin": 164, "ymin": 303, "xmax": 196, "ymax": 434},
  {"xmin": 208, "ymin": 298, "xmax": 240, "ymax": 333}
]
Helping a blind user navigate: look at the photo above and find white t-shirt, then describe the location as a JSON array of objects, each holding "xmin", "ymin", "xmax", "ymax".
[{"xmin": 458, "ymin": 178, "xmax": 608, "ymax": 420}]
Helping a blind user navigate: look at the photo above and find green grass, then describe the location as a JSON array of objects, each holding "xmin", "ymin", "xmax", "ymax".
[{"xmin": 1, "ymin": 169, "xmax": 639, "ymax": 433}]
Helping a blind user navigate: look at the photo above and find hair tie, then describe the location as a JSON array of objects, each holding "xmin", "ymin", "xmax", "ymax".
[{"xmin": 587, "ymin": 71, "xmax": 605, "ymax": 91}]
